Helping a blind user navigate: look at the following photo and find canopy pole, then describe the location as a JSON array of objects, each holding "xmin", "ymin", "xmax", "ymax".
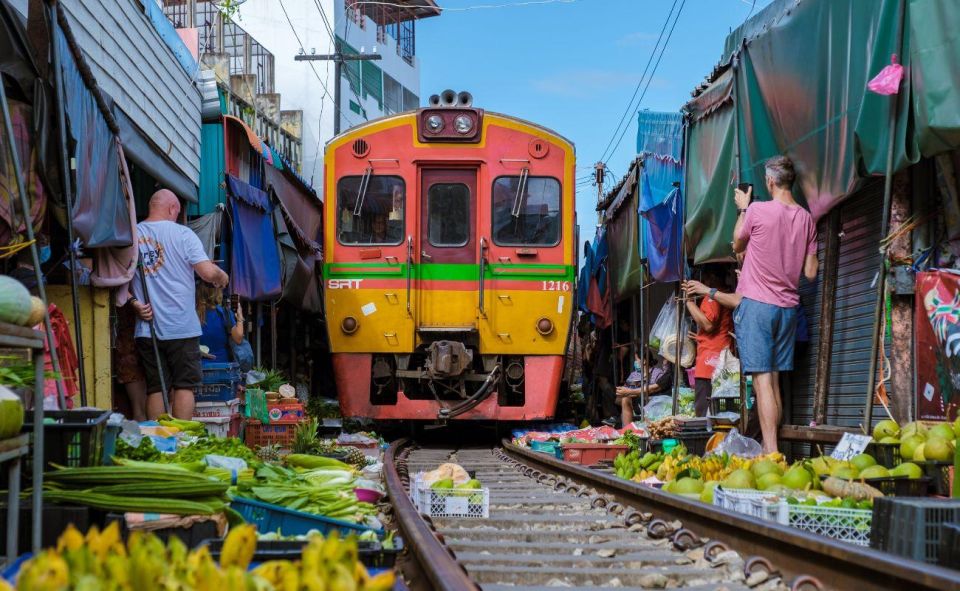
[
  {"xmin": 638, "ymin": 257, "xmax": 649, "ymax": 420},
  {"xmin": 0, "ymin": 60, "xmax": 67, "ymax": 409},
  {"xmin": 671, "ymin": 180, "xmax": 687, "ymax": 415},
  {"xmin": 865, "ymin": 0, "xmax": 907, "ymax": 434},
  {"xmin": 50, "ymin": 2, "xmax": 87, "ymax": 406}
]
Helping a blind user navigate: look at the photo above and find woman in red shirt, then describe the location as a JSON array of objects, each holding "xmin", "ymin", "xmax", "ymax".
[{"xmin": 684, "ymin": 269, "xmax": 735, "ymax": 417}]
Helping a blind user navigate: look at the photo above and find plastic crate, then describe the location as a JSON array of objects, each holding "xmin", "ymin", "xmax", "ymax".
[
  {"xmin": 676, "ymin": 431, "xmax": 713, "ymax": 456},
  {"xmin": 194, "ymin": 398, "xmax": 241, "ymax": 418},
  {"xmin": 560, "ymin": 443, "xmax": 630, "ymax": 466},
  {"xmin": 22, "ymin": 410, "xmax": 109, "ymax": 474},
  {"xmin": 872, "ymin": 497, "xmax": 960, "ymax": 563},
  {"xmin": 195, "ymin": 381, "xmax": 238, "ymax": 403},
  {"xmin": 866, "ymin": 442, "xmax": 901, "ymax": 468},
  {"xmin": 194, "ymin": 415, "xmax": 232, "ymax": 438},
  {"xmin": 779, "ymin": 503, "xmax": 872, "ymax": 546},
  {"xmin": 939, "ymin": 523, "xmax": 960, "ymax": 569},
  {"xmin": 412, "ymin": 474, "xmax": 489, "ymax": 518},
  {"xmin": 529, "ymin": 440, "xmax": 563, "ymax": 459},
  {"xmin": 231, "ymin": 496, "xmax": 380, "ymax": 536},
  {"xmin": 0, "ymin": 503, "xmax": 89, "ymax": 556},
  {"xmin": 863, "ymin": 476, "xmax": 930, "ymax": 497},
  {"xmin": 917, "ymin": 461, "xmax": 953, "ymax": 496},
  {"xmin": 710, "ymin": 395, "xmax": 741, "ymax": 415},
  {"xmin": 244, "ymin": 420, "xmax": 297, "ymax": 449},
  {"xmin": 713, "ymin": 487, "xmax": 781, "ymax": 521},
  {"xmin": 200, "ymin": 538, "xmax": 401, "ymax": 569},
  {"xmin": 202, "ymin": 362, "xmax": 241, "ymax": 383}
]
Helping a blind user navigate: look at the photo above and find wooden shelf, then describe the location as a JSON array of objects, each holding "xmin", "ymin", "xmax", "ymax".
[{"xmin": 0, "ymin": 321, "xmax": 43, "ymax": 350}]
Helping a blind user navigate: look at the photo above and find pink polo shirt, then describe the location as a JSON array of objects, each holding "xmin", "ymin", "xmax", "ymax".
[{"xmin": 735, "ymin": 200, "xmax": 817, "ymax": 308}]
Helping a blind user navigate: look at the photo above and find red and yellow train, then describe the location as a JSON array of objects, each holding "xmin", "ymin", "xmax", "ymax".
[{"xmin": 323, "ymin": 90, "xmax": 575, "ymax": 421}]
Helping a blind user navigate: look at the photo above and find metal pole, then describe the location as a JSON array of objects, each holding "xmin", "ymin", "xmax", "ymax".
[
  {"xmin": 256, "ymin": 302, "xmax": 262, "ymax": 366},
  {"xmin": 639, "ymin": 259, "xmax": 649, "ymax": 419},
  {"xmin": 136, "ymin": 256, "xmax": 170, "ymax": 414},
  {"xmin": 0, "ymin": 58, "xmax": 67, "ymax": 410},
  {"xmin": 671, "ymin": 180, "xmax": 686, "ymax": 417},
  {"xmin": 31, "ymin": 335, "xmax": 43, "ymax": 553},
  {"xmin": 270, "ymin": 300, "xmax": 277, "ymax": 369},
  {"xmin": 864, "ymin": 0, "xmax": 906, "ymax": 433},
  {"xmin": 334, "ymin": 40, "xmax": 342, "ymax": 135},
  {"xmin": 50, "ymin": 4, "xmax": 87, "ymax": 406}
]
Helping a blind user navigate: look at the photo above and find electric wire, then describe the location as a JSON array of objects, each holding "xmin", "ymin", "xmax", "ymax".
[
  {"xmin": 603, "ymin": 0, "xmax": 686, "ymax": 164},
  {"xmin": 597, "ymin": 0, "xmax": 679, "ymax": 164}
]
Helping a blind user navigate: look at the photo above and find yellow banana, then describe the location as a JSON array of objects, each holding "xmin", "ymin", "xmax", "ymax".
[
  {"xmin": 251, "ymin": 560, "xmax": 289, "ymax": 585},
  {"xmin": 220, "ymin": 524, "xmax": 258, "ymax": 570},
  {"xmin": 56, "ymin": 524, "xmax": 85, "ymax": 553},
  {"xmin": 363, "ymin": 571, "xmax": 396, "ymax": 591},
  {"xmin": 328, "ymin": 563, "xmax": 357, "ymax": 591},
  {"xmin": 301, "ymin": 571, "xmax": 328, "ymax": 591},
  {"xmin": 280, "ymin": 565, "xmax": 300, "ymax": 591}
]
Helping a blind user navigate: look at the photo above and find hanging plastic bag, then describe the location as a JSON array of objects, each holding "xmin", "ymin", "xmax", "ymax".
[
  {"xmin": 648, "ymin": 293, "xmax": 678, "ymax": 353},
  {"xmin": 709, "ymin": 428, "xmax": 762, "ymax": 458},
  {"xmin": 867, "ymin": 54, "xmax": 904, "ymax": 96},
  {"xmin": 643, "ymin": 395, "xmax": 673, "ymax": 422},
  {"xmin": 710, "ymin": 347, "xmax": 741, "ymax": 399}
]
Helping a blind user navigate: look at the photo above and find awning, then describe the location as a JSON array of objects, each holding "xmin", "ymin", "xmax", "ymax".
[
  {"xmin": 114, "ymin": 108, "xmax": 198, "ymax": 203},
  {"xmin": 226, "ymin": 175, "xmax": 282, "ymax": 301},
  {"xmin": 223, "ymin": 115, "xmax": 263, "ymax": 156},
  {"xmin": 606, "ymin": 177, "xmax": 642, "ymax": 301}
]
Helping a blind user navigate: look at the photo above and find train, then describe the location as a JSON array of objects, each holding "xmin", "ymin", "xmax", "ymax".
[{"xmin": 323, "ymin": 90, "xmax": 576, "ymax": 421}]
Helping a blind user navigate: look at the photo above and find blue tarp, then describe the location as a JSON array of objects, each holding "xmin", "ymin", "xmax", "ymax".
[
  {"xmin": 578, "ymin": 240, "xmax": 593, "ymax": 312},
  {"xmin": 226, "ymin": 175, "xmax": 282, "ymax": 301},
  {"xmin": 636, "ymin": 111, "xmax": 685, "ymax": 282},
  {"xmin": 143, "ymin": 0, "xmax": 198, "ymax": 76},
  {"xmin": 56, "ymin": 27, "xmax": 130, "ymax": 248}
]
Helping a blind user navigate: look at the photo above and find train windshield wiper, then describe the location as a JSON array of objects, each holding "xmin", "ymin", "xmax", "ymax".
[
  {"xmin": 511, "ymin": 167, "xmax": 530, "ymax": 219},
  {"xmin": 353, "ymin": 167, "xmax": 374, "ymax": 216}
]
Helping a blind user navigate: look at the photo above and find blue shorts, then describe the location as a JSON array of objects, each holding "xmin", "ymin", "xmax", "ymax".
[{"xmin": 733, "ymin": 297, "xmax": 797, "ymax": 373}]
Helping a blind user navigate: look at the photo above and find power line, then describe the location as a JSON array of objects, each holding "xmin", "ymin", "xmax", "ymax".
[
  {"xmin": 277, "ymin": 0, "xmax": 358, "ymax": 129},
  {"xmin": 597, "ymin": 0, "xmax": 679, "ymax": 164},
  {"xmin": 602, "ymin": 0, "xmax": 686, "ymax": 164}
]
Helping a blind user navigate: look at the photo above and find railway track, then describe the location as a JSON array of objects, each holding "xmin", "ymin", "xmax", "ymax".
[{"xmin": 383, "ymin": 439, "xmax": 960, "ymax": 591}]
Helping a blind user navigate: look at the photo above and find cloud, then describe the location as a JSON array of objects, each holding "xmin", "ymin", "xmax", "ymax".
[
  {"xmin": 530, "ymin": 69, "xmax": 671, "ymax": 98},
  {"xmin": 616, "ymin": 31, "xmax": 657, "ymax": 47}
]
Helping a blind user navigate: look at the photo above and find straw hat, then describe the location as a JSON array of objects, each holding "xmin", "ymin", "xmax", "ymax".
[{"xmin": 661, "ymin": 333, "xmax": 697, "ymax": 368}]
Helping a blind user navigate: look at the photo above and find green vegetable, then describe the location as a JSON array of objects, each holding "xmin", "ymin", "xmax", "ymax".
[
  {"xmin": 285, "ymin": 453, "xmax": 353, "ymax": 471},
  {"xmin": 159, "ymin": 437, "xmax": 258, "ymax": 465},
  {"xmin": 44, "ymin": 489, "xmax": 219, "ymax": 515},
  {"xmin": 114, "ymin": 437, "xmax": 162, "ymax": 462},
  {"xmin": 89, "ymin": 481, "xmax": 229, "ymax": 498}
]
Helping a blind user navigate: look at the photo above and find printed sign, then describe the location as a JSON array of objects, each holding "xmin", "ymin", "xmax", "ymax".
[
  {"xmin": 830, "ymin": 433, "xmax": 873, "ymax": 461},
  {"xmin": 915, "ymin": 271, "xmax": 960, "ymax": 421}
]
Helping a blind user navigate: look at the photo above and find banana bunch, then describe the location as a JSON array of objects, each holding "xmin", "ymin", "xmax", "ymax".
[
  {"xmin": 10, "ymin": 523, "xmax": 395, "ymax": 591},
  {"xmin": 614, "ymin": 450, "xmax": 663, "ymax": 481}
]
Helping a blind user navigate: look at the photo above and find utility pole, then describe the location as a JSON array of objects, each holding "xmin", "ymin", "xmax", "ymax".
[
  {"xmin": 594, "ymin": 161, "xmax": 605, "ymax": 225},
  {"xmin": 295, "ymin": 43, "xmax": 382, "ymax": 135}
]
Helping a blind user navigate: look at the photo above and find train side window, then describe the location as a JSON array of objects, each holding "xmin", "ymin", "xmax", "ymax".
[
  {"xmin": 491, "ymin": 176, "xmax": 561, "ymax": 246},
  {"xmin": 337, "ymin": 175, "xmax": 405, "ymax": 246},
  {"xmin": 427, "ymin": 183, "xmax": 470, "ymax": 247}
]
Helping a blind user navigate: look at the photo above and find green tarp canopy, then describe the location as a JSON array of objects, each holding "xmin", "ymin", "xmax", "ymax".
[
  {"xmin": 685, "ymin": 0, "xmax": 960, "ymax": 263},
  {"xmin": 604, "ymin": 164, "xmax": 643, "ymax": 301}
]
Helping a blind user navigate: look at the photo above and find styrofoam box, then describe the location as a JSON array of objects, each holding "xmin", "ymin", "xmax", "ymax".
[{"xmin": 194, "ymin": 399, "xmax": 241, "ymax": 418}]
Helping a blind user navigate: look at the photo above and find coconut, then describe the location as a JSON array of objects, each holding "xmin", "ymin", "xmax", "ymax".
[{"xmin": 0, "ymin": 385, "xmax": 25, "ymax": 439}]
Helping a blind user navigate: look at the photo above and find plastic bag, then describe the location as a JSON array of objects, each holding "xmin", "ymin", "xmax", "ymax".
[
  {"xmin": 710, "ymin": 428, "xmax": 762, "ymax": 458},
  {"xmin": 648, "ymin": 293, "xmax": 678, "ymax": 353},
  {"xmin": 711, "ymin": 348, "xmax": 741, "ymax": 399},
  {"xmin": 643, "ymin": 395, "xmax": 673, "ymax": 422},
  {"xmin": 867, "ymin": 54, "xmax": 904, "ymax": 96}
]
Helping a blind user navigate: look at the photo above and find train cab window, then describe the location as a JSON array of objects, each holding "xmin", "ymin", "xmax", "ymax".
[
  {"xmin": 427, "ymin": 183, "xmax": 470, "ymax": 247},
  {"xmin": 492, "ymin": 176, "xmax": 561, "ymax": 246},
  {"xmin": 337, "ymin": 175, "xmax": 405, "ymax": 245}
]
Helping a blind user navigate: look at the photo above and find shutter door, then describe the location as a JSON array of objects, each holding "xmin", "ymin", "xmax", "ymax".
[{"xmin": 790, "ymin": 179, "xmax": 889, "ymax": 428}]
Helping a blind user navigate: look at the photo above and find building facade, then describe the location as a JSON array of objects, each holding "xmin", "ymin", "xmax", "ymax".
[{"xmin": 235, "ymin": 0, "xmax": 439, "ymax": 187}]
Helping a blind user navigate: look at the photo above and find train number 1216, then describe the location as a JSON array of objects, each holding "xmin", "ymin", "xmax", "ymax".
[{"xmin": 542, "ymin": 281, "xmax": 571, "ymax": 292}]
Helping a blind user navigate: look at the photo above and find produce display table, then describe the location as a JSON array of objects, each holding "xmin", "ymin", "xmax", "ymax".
[{"xmin": 0, "ymin": 321, "xmax": 45, "ymax": 568}]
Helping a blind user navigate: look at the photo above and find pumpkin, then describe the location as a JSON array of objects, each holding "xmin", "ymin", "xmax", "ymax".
[
  {"xmin": 26, "ymin": 296, "xmax": 45, "ymax": 327},
  {"xmin": 0, "ymin": 385, "xmax": 24, "ymax": 439},
  {"xmin": 0, "ymin": 276, "xmax": 32, "ymax": 326}
]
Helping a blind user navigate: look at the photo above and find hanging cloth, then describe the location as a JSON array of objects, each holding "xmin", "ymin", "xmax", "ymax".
[{"xmin": 225, "ymin": 175, "xmax": 282, "ymax": 301}]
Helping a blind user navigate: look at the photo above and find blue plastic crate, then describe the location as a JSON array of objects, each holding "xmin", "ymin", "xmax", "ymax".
[
  {"xmin": 529, "ymin": 440, "xmax": 563, "ymax": 459},
  {"xmin": 231, "ymin": 496, "xmax": 382, "ymax": 537},
  {"xmin": 195, "ymin": 381, "xmax": 238, "ymax": 402},
  {"xmin": 202, "ymin": 362, "xmax": 241, "ymax": 384}
]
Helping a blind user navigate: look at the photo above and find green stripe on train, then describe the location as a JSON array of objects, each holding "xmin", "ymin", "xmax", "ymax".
[{"xmin": 324, "ymin": 262, "xmax": 575, "ymax": 282}]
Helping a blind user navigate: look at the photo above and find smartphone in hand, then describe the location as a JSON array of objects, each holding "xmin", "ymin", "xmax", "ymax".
[{"xmin": 737, "ymin": 182, "xmax": 754, "ymax": 203}]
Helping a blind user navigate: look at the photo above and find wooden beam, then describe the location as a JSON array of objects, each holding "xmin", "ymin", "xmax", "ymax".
[
  {"xmin": 813, "ymin": 209, "xmax": 841, "ymax": 424},
  {"xmin": 779, "ymin": 424, "xmax": 857, "ymax": 445}
]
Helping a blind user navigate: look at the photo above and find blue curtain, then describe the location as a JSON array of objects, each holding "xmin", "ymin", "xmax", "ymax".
[{"xmin": 226, "ymin": 175, "xmax": 282, "ymax": 300}]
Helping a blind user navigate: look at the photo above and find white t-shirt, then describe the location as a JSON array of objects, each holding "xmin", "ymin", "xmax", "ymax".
[{"xmin": 132, "ymin": 221, "xmax": 209, "ymax": 340}]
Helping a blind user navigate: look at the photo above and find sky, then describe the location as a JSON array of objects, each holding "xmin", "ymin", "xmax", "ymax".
[{"xmin": 417, "ymin": 0, "xmax": 771, "ymax": 232}]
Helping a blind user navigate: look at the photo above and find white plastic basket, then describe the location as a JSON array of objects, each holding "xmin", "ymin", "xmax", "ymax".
[
  {"xmin": 713, "ymin": 487, "xmax": 781, "ymax": 521},
  {"xmin": 777, "ymin": 503, "xmax": 872, "ymax": 546},
  {"xmin": 194, "ymin": 398, "xmax": 241, "ymax": 418},
  {"xmin": 193, "ymin": 415, "xmax": 232, "ymax": 438},
  {"xmin": 412, "ymin": 474, "xmax": 489, "ymax": 518}
]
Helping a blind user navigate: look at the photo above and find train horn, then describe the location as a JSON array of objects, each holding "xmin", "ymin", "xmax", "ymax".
[
  {"xmin": 457, "ymin": 91, "xmax": 473, "ymax": 107},
  {"xmin": 428, "ymin": 94, "xmax": 441, "ymax": 106},
  {"xmin": 440, "ymin": 89, "xmax": 457, "ymax": 106}
]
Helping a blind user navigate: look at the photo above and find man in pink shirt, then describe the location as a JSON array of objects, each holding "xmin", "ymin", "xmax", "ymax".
[{"xmin": 732, "ymin": 156, "xmax": 818, "ymax": 453}]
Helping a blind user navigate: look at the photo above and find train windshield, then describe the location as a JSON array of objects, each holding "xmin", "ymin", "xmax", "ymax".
[
  {"xmin": 428, "ymin": 183, "xmax": 470, "ymax": 247},
  {"xmin": 492, "ymin": 176, "xmax": 561, "ymax": 246},
  {"xmin": 337, "ymin": 175, "xmax": 405, "ymax": 245}
]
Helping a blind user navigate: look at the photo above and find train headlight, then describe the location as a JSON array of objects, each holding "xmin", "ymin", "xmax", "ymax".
[
  {"xmin": 454, "ymin": 114, "xmax": 474, "ymax": 134},
  {"xmin": 536, "ymin": 317, "xmax": 554, "ymax": 336},
  {"xmin": 426, "ymin": 114, "xmax": 444, "ymax": 133},
  {"xmin": 341, "ymin": 316, "xmax": 359, "ymax": 335}
]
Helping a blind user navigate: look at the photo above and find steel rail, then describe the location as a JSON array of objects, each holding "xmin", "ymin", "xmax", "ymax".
[
  {"xmin": 504, "ymin": 440, "xmax": 960, "ymax": 591},
  {"xmin": 383, "ymin": 439, "xmax": 478, "ymax": 591}
]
